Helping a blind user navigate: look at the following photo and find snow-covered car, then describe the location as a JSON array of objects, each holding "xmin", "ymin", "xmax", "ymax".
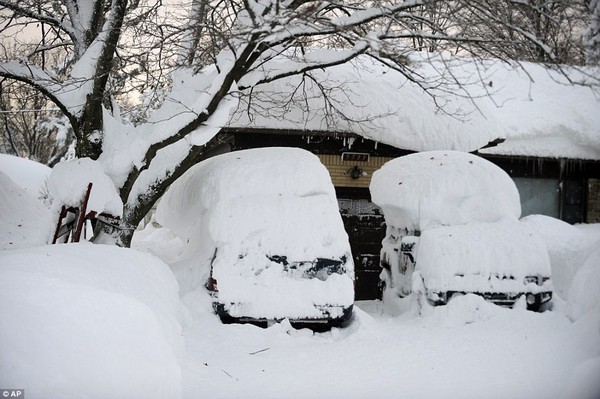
[
  {"xmin": 157, "ymin": 147, "xmax": 355, "ymax": 328},
  {"xmin": 408, "ymin": 220, "xmax": 552, "ymax": 310},
  {"xmin": 371, "ymin": 151, "xmax": 553, "ymax": 311}
]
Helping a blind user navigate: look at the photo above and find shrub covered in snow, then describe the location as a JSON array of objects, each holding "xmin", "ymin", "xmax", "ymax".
[
  {"xmin": 0, "ymin": 244, "xmax": 183, "ymax": 399},
  {"xmin": 157, "ymin": 147, "xmax": 354, "ymax": 325}
]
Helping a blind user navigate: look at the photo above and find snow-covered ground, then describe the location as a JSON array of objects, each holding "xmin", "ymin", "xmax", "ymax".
[{"xmin": 1, "ymin": 156, "xmax": 599, "ymax": 399}]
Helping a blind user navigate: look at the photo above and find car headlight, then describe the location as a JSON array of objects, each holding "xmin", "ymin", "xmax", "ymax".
[{"xmin": 524, "ymin": 276, "xmax": 539, "ymax": 285}]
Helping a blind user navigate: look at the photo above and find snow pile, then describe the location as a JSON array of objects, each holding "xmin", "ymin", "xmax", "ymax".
[
  {"xmin": 521, "ymin": 215, "xmax": 600, "ymax": 300},
  {"xmin": 560, "ymin": 357, "xmax": 600, "ymax": 399},
  {"xmin": 0, "ymin": 171, "xmax": 53, "ymax": 250},
  {"xmin": 0, "ymin": 244, "xmax": 183, "ymax": 399},
  {"xmin": 416, "ymin": 219, "xmax": 551, "ymax": 294},
  {"xmin": 566, "ymin": 247, "xmax": 600, "ymax": 322},
  {"xmin": 370, "ymin": 151, "xmax": 521, "ymax": 231},
  {"xmin": 157, "ymin": 147, "xmax": 354, "ymax": 319},
  {"xmin": 48, "ymin": 158, "xmax": 123, "ymax": 217},
  {"xmin": 0, "ymin": 153, "xmax": 51, "ymax": 196}
]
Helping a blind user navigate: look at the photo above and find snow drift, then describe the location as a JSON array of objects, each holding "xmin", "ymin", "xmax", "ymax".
[
  {"xmin": 0, "ymin": 244, "xmax": 183, "ymax": 399},
  {"xmin": 0, "ymin": 170, "xmax": 53, "ymax": 250},
  {"xmin": 0, "ymin": 153, "xmax": 51, "ymax": 196}
]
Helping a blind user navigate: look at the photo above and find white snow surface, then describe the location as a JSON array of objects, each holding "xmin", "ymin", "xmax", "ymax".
[
  {"xmin": 370, "ymin": 151, "xmax": 521, "ymax": 231},
  {"xmin": 0, "ymin": 171, "xmax": 53, "ymax": 250},
  {"xmin": 566, "ymin": 247, "xmax": 600, "ymax": 322},
  {"xmin": 416, "ymin": 219, "xmax": 551, "ymax": 294},
  {"xmin": 0, "ymin": 153, "xmax": 51, "ymax": 196},
  {"xmin": 156, "ymin": 147, "xmax": 354, "ymax": 319},
  {"xmin": 229, "ymin": 55, "xmax": 600, "ymax": 160},
  {"xmin": 48, "ymin": 158, "xmax": 123, "ymax": 217},
  {"xmin": 1, "ymin": 175, "xmax": 599, "ymax": 398},
  {"xmin": 0, "ymin": 243, "xmax": 183, "ymax": 399},
  {"xmin": 521, "ymin": 215, "xmax": 600, "ymax": 300}
]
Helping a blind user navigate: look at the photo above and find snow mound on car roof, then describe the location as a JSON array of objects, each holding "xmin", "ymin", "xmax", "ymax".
[{"xmin": 370, "ymin": 150, "xmax": 521, "ymax": 231}]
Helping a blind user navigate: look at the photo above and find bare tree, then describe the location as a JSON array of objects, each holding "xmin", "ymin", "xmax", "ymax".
[
  {"xmin": 0, "ymin": 79, "xmax": 72, "ymax": 165},
  {"xmin": 588, "ymin": 0, "xmax": 600, "ymax": 63},
  {"xmin": 0, "ymin": 0, "xmax": 594, "ymax": 246}
]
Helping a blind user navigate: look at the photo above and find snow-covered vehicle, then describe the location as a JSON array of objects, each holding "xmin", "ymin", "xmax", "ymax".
[
  {"xmin": 371, "ymin": 151, "xmax": 552, "ymax": 311},
  {"xmin": 157, "ymin": 147, "xmax": 355, "ymax": 328}
]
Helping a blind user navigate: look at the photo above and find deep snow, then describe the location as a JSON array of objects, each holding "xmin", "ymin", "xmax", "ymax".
[{"xmin": 1, "ymin": 154, "xmax": 599, "ymax": 399}]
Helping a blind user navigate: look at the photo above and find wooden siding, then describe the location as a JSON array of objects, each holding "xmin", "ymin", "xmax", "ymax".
[{"xmin": 318, "ymin": 154, "xmax": 394, "ymax": 189}]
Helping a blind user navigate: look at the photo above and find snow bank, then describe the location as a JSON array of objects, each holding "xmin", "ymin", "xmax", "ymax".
[
  {"xmin": 521, "ymin": 215, "xmax": 600, "ymax": 300},
  {"xmin": 0, "ymin": 171, "xmax": 53, "ymax": 250},
  {"xmin": 416, "ymin": 219, "xmax": 551, "ymax": 294},
  {"xmin": 560, "ymin": 357, "xmax": 600, "ymax": 399},
  {"xmin": 0, "ymin": 153, "xmax": 50, "ymax": 196},
  {"xmin": 370, "ymin": 151, "xmax": 521, "ymax": 231},
  {"xmin": 157, "ymin": 147, "xmax": 354, "ymax": 319},
  {"xmin": 48, "ymin": 158, "xmax": 123, "ymax": 217},
  {"xmin": 566, "ymin": 248, "xmax": 600, "ymax": 322},
  {"xmin": 0, "ymin": 244, "xmax": 183, "ymax": 399}
]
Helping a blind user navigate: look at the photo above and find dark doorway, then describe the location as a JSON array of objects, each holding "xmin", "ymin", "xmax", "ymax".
[
  {"xmin": 337, "ymin": 190, "xmax": 386, "ymax": 300},
  {"xmin": 562, "ymin": 178, "xmax": 586, "ymax": 224}
]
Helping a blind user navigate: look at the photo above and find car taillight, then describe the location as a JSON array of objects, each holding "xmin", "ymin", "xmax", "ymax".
[{"xmin": 207, "ymin": 277, "xmax": 218, "ymax": 292}]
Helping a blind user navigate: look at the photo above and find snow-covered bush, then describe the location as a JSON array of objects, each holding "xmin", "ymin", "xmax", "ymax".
[
  {"xmin": 0, "ymin": 244, "xmax": 183, "ymax": 399},
  {"xmin": 157, "ymin": 147, "xmax": 354, "ymax": 324}
]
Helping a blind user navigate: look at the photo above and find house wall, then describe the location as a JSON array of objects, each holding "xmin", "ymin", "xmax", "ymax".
[
  {"xmin": 588, "ymin": 178, "xmax": 600, "ymax": 223},
  {"xmin": 317, "ymin": 154, "xmax": 394, "ymax": 189}
]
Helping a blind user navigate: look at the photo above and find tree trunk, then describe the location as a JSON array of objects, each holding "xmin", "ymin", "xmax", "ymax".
[{"xmin": 92, "ymin": 218, "xmax": 137, "ymax": 247}]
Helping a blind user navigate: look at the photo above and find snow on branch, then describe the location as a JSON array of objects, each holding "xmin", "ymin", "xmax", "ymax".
[{"xmin": 238, "ymin": 44, "xmax": 370, "ymax": 88}]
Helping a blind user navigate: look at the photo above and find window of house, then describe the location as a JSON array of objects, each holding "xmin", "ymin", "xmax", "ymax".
[{"xmin": 513, "ymin": 177, "xmax": 560, "ymax": 218}]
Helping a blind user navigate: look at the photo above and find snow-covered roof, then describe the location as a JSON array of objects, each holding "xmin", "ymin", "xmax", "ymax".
[{"xmin": 229, "ymin": 55, "xmax": 600, "ymax": 160}]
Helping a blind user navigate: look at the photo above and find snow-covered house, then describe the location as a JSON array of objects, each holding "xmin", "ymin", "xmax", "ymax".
[{"xmin": 198, "ymin": 56, "xmax": 600, "ymax": 300}]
